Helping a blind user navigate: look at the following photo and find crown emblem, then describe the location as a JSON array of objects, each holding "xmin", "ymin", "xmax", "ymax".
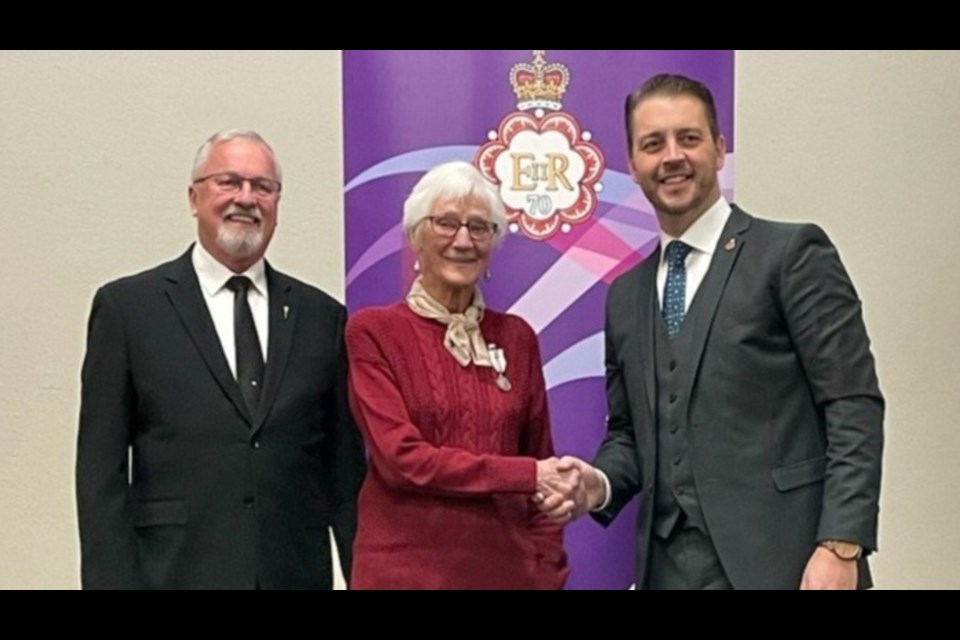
[
  {"xmin": 510, "ymin": 50, "xmax": 570, "ymax": 112},
  {"xmin": 477, "ymin": 51, "xmax": 604, "ymax": 241}
]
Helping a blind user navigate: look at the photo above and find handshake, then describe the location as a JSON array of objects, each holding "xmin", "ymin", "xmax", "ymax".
[{"xmin": 533, "ymin": 456, "xmax": 607, "ymax": 523}]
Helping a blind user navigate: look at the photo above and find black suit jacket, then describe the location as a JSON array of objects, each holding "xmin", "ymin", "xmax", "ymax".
[
  {"xmin": 76, "ymin": 248, "xmax": 366, "ymax": 589},
  {"xmin": 593, "ymin": 206, "xmax": 884, "ymax": 589}
]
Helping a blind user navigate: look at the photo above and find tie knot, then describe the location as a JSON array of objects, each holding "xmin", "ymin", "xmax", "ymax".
[
  {"xmin": 666, "ymin": 241, "xmax": 692, "ymax": 266},
  {"xmin": 226, "ymin": 276, "xmax": 252, "ymax": 295}
]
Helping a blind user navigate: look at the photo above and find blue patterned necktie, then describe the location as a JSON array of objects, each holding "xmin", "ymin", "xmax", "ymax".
[{"xmin": 663, "ymin": 241, "xmax": 692, "ymax": 337}]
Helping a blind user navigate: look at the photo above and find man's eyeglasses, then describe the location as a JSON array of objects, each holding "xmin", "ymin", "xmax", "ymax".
[
  {"xmin": 193, "ymin": 172, "xmax": 282, "ymax": 198},
  {"xmin": 426, "ymin": 216, "xmax": 498, "ymax": 242}
]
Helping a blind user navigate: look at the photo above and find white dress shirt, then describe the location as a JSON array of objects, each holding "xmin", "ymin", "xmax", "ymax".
[
  {"xmin": 656, "ymin": 197, "xmax": 732, "ymax": 313},
  {"xmin": 191, "ymin": 242, "xmax": 269, "ymax": 379}
]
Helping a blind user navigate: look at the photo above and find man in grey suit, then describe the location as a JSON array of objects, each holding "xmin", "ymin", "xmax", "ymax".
[
  {"xmin": 76, "ymin": 130, "xmax": 365, "ymax": 589},
  {"xmin": 545, "ymin": 74, "xmax": 883, "ymax": 589}
]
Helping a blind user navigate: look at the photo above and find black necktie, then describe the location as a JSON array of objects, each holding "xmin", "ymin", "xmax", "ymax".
[{"xmin": 226, "ymin": 276, "xmax": 265, "ymax": 415}]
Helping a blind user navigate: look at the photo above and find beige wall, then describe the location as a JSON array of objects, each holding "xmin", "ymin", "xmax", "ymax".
[{"xmin": 0, "ymin": 50, "xmax": 955, "ymax": 589}]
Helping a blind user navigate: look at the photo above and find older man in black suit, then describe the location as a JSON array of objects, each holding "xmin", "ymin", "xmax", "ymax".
[
  {"xmin": 544, "ymin": 75, "xmax": 883, "ymax": 590},
  {"xmin": 76, "ymin": 130, "xmax": 365, "ymax": 589}
]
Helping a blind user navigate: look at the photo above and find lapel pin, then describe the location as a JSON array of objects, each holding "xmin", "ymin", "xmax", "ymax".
[
  {"xmin": 283, "ymin": 305, "xmax": 290, "ymax": 320},
  {"xmin": 725, "ymin": 238, "xmax": 736, "ymax": 251}
]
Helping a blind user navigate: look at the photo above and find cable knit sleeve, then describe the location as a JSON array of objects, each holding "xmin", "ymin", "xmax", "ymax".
[{"xmin": 512, "ymin": 317, "xmax": 569, "ymax": 587}]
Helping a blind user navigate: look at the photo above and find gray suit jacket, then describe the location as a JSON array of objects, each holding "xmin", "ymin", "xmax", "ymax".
[{"xmin": 592, "ymin": 206, "xmax": 883, "ymax": 589}]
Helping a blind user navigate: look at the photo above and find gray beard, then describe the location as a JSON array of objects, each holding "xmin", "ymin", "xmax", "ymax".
[{"xmin": 217, "ymin": 223, "xmax": 263, "ymax": 260}]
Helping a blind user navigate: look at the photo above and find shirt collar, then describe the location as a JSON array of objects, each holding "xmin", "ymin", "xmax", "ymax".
[
  {"xmin": 658, "ymin": 196, "xmax": 732, "ymax": 266},
  {"xmin": 191, "ymin": 241, "xmax": 267, "ymax": 297}
]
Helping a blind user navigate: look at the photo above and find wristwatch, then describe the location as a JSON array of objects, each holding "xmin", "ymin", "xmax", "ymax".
[{"xmin": 819, "ymin": 540, "xmax": 863, "ymax": 560}]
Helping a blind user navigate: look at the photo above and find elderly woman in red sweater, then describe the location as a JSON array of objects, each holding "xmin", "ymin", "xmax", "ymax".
[{"xmin": 345, "ymin": 161, "xmax": 571, "ymax": 589}]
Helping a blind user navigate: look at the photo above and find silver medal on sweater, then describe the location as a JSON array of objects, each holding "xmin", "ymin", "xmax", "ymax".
[{"xmin": 488, "ymin": 345, "xmax": 512, "ymax": 392}]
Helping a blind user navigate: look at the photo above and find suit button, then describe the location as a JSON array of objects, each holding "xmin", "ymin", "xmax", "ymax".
[
  {"xmin": 252, "ymin": 440, "xmax": 260, "ymax": 449},
  {"xmin": 243, "ymin": 497, "xmax": 255, "ymax": 509},
  {"xmin": 669, "ymin": 423, "xmax": 679, "ymax": 434},
  {"xmin": 669, "ymin": 360, "xmax": 677, "ymax": 371},
  {"xmin": 672, "ymin": 455, "xmax": 682, "ymax": 466},
  {"xmin": 669, "ymin": 393, "xmax": 678, "ymax": 403}
]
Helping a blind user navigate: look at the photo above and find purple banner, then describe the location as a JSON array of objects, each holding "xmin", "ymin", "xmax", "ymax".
[{"xmin": 344, "ymin": 50, "xmax": 734, "ymax": 589}]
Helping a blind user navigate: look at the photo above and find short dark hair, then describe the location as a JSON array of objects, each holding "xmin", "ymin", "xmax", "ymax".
[{"xmin": 624, "ymin": 73, "xmax": 721, "ymax": 150}]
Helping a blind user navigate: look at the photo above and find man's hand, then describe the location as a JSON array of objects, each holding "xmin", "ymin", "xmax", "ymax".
[{"xmin": 800, "ymin": 545, "xmax": 858, "ymax": 590}]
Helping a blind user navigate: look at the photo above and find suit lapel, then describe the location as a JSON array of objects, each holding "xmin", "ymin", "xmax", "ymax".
[
  {"xmin": 164, "ymin": 248, "xmax": 253, "ymax": 425},
  {"xmin": 252, "ymin": 264, "xmax": 299, "ymax": 436},
  {"xmin": 679, "ymin": 206, "xmax": 752, "ymax": 407},
  {"xmin": 636, "ymin": 249, "xmax": 660, "ymax": 415}
]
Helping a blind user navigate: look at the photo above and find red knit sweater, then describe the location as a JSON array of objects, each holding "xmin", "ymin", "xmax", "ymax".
[{"xmin": 345, "ymin": 303, "xmax": 568, "ymax": 589}]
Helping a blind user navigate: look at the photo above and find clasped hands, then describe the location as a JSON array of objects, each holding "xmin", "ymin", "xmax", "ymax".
[{"xmin": 533, "ymin": 456, "xmax": 605, "ymax": 523}]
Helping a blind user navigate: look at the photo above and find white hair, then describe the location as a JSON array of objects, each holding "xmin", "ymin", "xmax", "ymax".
[
  {"xmin": 402, "ymin": 161, "xmax": 508, "ymax": 246},
  {"xmin": 191, "ymin": 129, "xmax": 282, "ymax": 182}
]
